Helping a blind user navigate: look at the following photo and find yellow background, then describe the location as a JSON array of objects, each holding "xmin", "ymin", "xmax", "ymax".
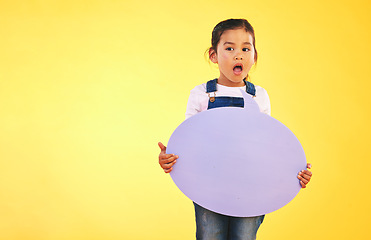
[{"xmin": 1, "ymin": 0, "xmax": 370, "ymax": 239}]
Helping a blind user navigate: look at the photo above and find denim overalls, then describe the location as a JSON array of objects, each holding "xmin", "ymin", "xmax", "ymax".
[{"xmin": 194, "ymin": 78, "xmax": 265, "ymax": 240}]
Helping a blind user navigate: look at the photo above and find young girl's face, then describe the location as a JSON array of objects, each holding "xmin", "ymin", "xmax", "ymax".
[{"xmin": 211, "ymin": 28, "xmax": 255, "ymax": 87}]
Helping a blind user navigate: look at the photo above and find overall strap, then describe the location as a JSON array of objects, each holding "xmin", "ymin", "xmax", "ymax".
[
  {"xmin": 206, "ymin": 79, "xmax": 218, "ymax": 93},
  {"xmin": 243, "ymin": 79, "xmax": 256, "ymax": 97}
]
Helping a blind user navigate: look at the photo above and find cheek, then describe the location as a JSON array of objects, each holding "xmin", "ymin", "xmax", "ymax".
[
  {"xmin": 248, "ymin": 52, "xmax": 256, "ymax": 61},
  {"xmin": 244, "ymin": 54, "xmax": 255, "ymax": 66},
  {"xmin": 220, "ymin": 52, "xmax": 229, "ymax": 60}
]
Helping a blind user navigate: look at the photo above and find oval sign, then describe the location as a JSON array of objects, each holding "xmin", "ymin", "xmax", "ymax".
[{"xmin": 167, "ymin": 90, "xmax": 306, "ymax": 217}]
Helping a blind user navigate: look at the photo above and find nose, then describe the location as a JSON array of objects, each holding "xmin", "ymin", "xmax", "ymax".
[
  {"xmin": 234, "ymin": 49, "xmax": 244, "ymax": 60},
  {"xmin": 234, "ymin": 56, "xmax": 243, "ymax": 60}
]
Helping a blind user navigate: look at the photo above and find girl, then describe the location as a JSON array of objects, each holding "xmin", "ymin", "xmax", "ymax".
[{"xmin": 158, "ymin": 18, "xmax": 312, "ymax": 240}]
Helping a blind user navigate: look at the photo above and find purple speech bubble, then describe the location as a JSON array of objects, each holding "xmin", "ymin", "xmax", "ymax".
[{"xmin": 167, "ymin": 90, "xmax": 306, "ymax": 217}]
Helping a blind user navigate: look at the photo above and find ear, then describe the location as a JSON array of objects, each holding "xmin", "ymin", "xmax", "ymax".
[{"xmin": 209, "ymin": 49, "xmax": 218, "ymax": 63}]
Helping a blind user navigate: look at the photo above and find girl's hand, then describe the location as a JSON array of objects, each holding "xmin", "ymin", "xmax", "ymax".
[
  {"xmin": 158, "ymin": 142, "xmax": 178, "ymax": 173},
  {"xmin": 297, "ymin": 163, "xmax": 312, "ymax": 188}
]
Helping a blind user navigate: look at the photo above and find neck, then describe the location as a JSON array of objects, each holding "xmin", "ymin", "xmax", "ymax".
[{"xmin": 217, "ymin": 75, "xmax": 245, "ymax": 87}]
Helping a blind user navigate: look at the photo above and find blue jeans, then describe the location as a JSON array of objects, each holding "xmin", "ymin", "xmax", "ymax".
[{"xmin": 194, "ymin": 203, "xmax": 264, "ymax": 240}]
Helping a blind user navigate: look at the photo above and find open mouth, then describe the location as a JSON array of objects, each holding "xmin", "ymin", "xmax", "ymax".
[{"xmin": 233, "ymin": 64, "xmax": 243, "ymax": 75}]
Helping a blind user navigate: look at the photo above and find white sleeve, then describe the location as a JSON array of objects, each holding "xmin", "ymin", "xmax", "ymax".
[
  {"xmin": 185, "ymin": 89, "xmax": 202, "ymax": 120},
  {"xmin": 255, "ymin": 86, "xmax": 271, "ymax": 116},
  {"xmin": 261, "ymin": 89, "xmax": 271, "ymax": 116}
]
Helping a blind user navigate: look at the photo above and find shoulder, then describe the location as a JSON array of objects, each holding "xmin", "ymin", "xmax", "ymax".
[
  {"xmin": 188, "ymin": 82, "xmax": 208, "ymax": 103},
  {"xmin": 254, "ymin": 85, "xmax": 271, "ymax": 115},
  {"xmin": 185, "ymin": 83, "xmax": 209, "ymax": 119},
  {"xmin": 255, "ymin": 85, "xmax": 269, "ymax": 98},
  {"xmin": 189, "ymin": 83, "xmax": 207, "ymax": 95}
]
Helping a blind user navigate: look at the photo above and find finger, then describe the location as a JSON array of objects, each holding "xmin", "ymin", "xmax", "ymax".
[
  {"xmin": 307, "ymin": 163, "xmax": 312, "ymax": 169},
  {"xmin": 301, "ymin": 174, "xmax": 311, "ymax": 181},
  {"xmin": 160, "ymin": 156, "xmax": 178, "ymax": 165},
  {"xmin": 159, "ymin": 155, "xmax": 178, "ymax": 163},
  {"xmin": 297, "ymin": 174, "xmax": 309, "ymax": 185},
  {"xmin": 159, "ymin": 153, "xmax": 174, "ymax": 160},
  {"xmin": 162, "ymin": 160, "xmax": 177, "ymax": 169},
  {"xmin": 301, "ymin": 169, "xmax": 312, "ymax": 175},
  {"xmin": 301, "ymin": 172, "xmax": 312, "ymax": 181},
  {"xmin": 300, "ymin": 170, "xmax": 312, "ymax": 179},
  {"xmin": 164, "ymin": 167, "xmax": 173, "ymax": 173},
  {"xmin": 300, "ymin": 181, "xmax": 307, "ymax": 188},
  {"xmin": 158, "ymin": 142, "xmax": 167, "ymax": 152}
]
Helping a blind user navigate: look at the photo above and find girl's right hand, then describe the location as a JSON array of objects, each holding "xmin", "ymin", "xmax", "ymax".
[{"xmin": 158, "ymin": 142, "xmax": 178, "ymax": 173}]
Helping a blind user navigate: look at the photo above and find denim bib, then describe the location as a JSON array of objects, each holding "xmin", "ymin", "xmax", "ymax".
[{"xmin": 206, "ymin": 78, "xmax": 256, "ymax": 110}]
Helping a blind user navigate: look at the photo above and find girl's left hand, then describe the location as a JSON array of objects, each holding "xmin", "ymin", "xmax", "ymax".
[{"xmin": 297, "ymin": 163, "xmax": 312, "ymax": 188}]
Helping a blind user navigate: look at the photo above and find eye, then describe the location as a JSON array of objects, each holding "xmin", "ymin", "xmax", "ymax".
[
  {"xmin": 242, "ymin": 48, "xmax": 250, "ymax": 52},
  {"xmin": 226, "ymin": 47, "xmax": 234, "ymax": 51}
]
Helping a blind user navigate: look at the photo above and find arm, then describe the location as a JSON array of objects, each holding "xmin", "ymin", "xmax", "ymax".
[
  {"xmin": 256, "ymin": 87, "xmax": 312, "ymax": 188},
  {"xmin": 297, "ymin": 163, "xmax": 312, "ymax": 188},
  {"xmin": 158, "ymin": 86, "xmax": 203, "ymax": 173},
  {"xmin": 257, "ymin": 87, "xmax": 312, "ymax": 188}
]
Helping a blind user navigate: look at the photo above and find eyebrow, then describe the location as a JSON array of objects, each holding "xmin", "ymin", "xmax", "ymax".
[{"xmin": 223, "ymin": 42, "xmax": 252, "ymax": 46}]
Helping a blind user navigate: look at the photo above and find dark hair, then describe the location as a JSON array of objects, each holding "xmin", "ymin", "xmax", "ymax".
[{"xmin": 208, "ymin": 18, "xmax": 258, "ymax": 62}]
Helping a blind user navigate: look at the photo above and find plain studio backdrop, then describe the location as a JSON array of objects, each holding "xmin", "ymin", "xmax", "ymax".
[{"xmin": 0, "ymin": 0, "xmax": 370, "ymax": 239}]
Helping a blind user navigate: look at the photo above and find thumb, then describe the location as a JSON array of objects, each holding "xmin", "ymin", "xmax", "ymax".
[{"xmin": 158, "ymin": 142, "xmax": 167, "ymax": 152}]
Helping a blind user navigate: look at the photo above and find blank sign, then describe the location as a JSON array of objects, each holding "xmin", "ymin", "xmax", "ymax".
[{"xmin": 167, "ymin": 90, "xmax": 306, "ymax": 217}]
